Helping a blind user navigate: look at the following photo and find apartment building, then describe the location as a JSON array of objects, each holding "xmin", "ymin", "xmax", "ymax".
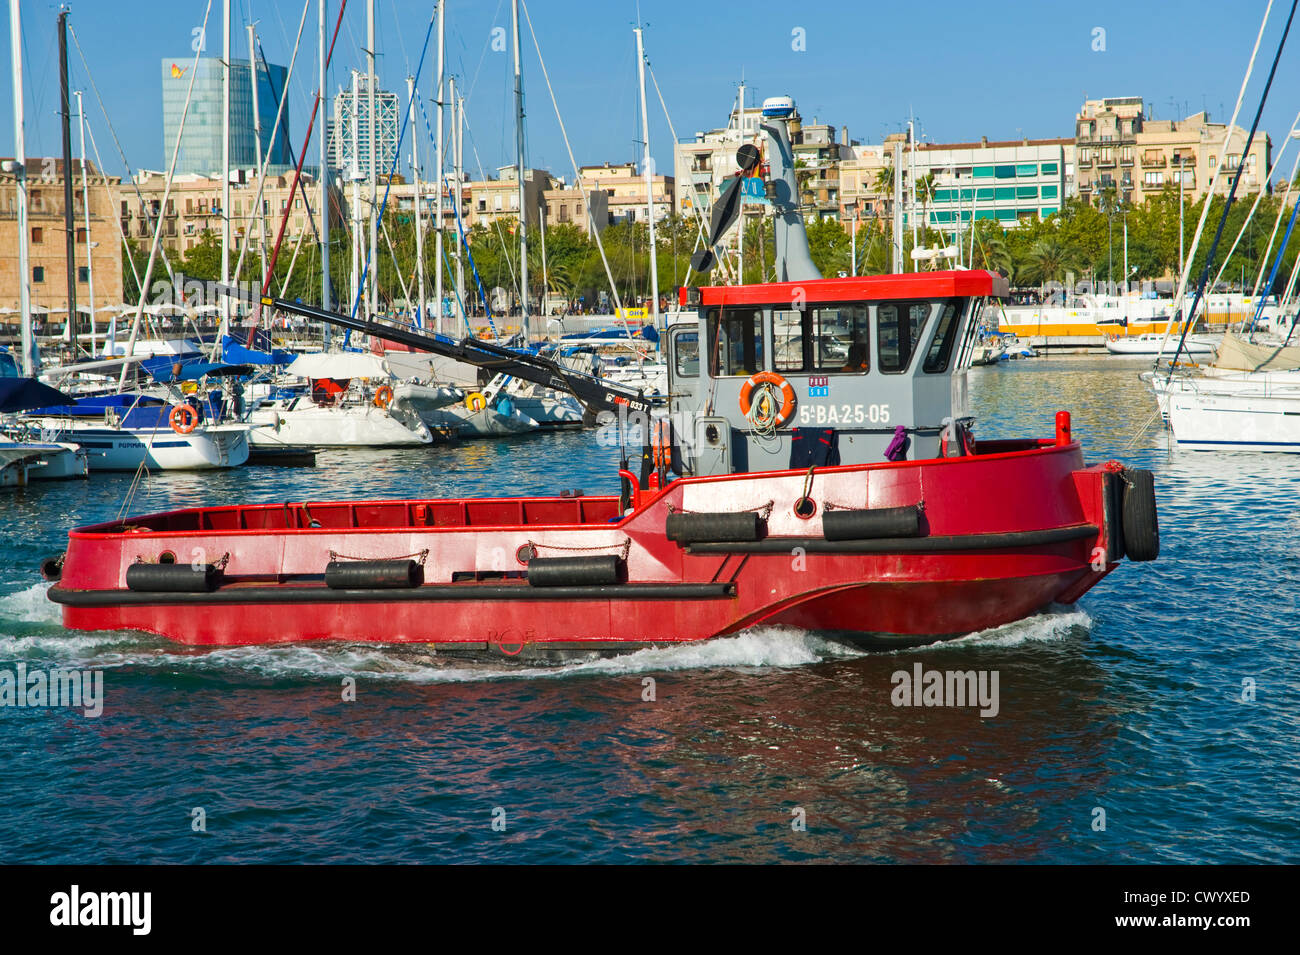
[
  {"xmin": 123, "ymin": 168, "xmax": 337, "ymax": 258},
  {"xmin": 1075, "ymin": 97, "xmax": 1270, "ymax": 205},
  {"xmin": 0, "ymin": 158, "xmax": 124, "ymax": 323},
  {"xmin": 578, "ymin": 162, "xmax": 673, "ymax": 225}
]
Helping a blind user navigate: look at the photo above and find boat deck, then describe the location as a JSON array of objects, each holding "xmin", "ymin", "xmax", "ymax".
[{"xmin": 90, "ymin": 494, "xmax": 624, "ymax": 535}]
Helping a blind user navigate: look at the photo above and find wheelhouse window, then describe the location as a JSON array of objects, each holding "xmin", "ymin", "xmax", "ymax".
[
  {"xmin": 707, "ymin": 308, "xmax": 763, "ymax": 376},
  {"xmin": 772, "ymin": 305, "xmax": 869, "ymax": 373},
  {"xmin": 672, "ymin": 329, "xmax": 699, "ymax": 378},
  {"xmin": 876, "ymin": 301, "xmax": 931, "ymax": 373},
  {"xmin": 923, "ymin": 301, "xmax": 963, "ymax": 373},
  {"xmin": 816, "ymin": 305, "xmax": 870, "ymax": 373}
]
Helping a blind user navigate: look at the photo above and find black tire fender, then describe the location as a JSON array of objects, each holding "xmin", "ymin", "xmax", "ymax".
[{"xmin": 1121, "ymin": 468, "xmax": 1159, "ymax": 561}]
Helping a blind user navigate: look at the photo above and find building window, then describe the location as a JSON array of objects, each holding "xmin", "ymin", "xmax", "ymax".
[
  {"xmin": 1144, "ymin": 172, "xmax": 1164, "ymax": 187},
  {"xmin": 76, "ymin": 227, "xmax": 87, "ymax": 243},
  {"xmin": 1041, "ymin": 185, "xmax": 1059, "ymax": 199},
  {"xmin": 31, "ymin": 227, "xmax": 43, "ymax": 243},
  {"xmin": 33, "ymin": 266, "xmax": 45, "ymax": 283},
  {"xmin": 994, "ymin": 165, "xmax": 1015, "ymax": 179},
  {"xmin": 1041, "ymin": 162, "xmax": 1058, "ymax": 175},
  {"xmin": 78, "ymin": 266, "xmax": 89, "ymax": 283},
  {"xmin": 1016, "ymin": 163, "xmax": 1037, "ymax": 177}
]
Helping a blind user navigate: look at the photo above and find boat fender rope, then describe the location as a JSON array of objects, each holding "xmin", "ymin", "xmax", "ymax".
[
  {"xmin": 525, "ymin": 538, "xmax": 631, "ymax": 559},
  {"xmin": 329, "ymin": 548, "xmax": 430, "ymax": 565},
  {"xmin": 667, "ymin": 500, "xmax": 774, "ymax": 520}
]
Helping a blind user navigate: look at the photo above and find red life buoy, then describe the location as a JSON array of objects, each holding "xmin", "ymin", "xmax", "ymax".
[
  {"xmin": 738, "ymin": 371, "xmax": 796, "ymax": 428},
  {"xmin": 373, "ymin": 384, "xmax": 394, "ymax": 408},
  {"xmin": 169, "ymin": 404, "xmax": 199, "ymax": 434}
]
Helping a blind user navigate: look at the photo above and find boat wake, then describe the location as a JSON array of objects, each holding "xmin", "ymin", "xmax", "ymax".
[{"xmin": 2, "ymin": 581, "xmax": 1089, "ymax": 682}]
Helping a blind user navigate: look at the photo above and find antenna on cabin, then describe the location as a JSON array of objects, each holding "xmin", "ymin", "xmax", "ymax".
[{"xmin": 689, "ymin": 95, "xmax": 820, "ymax": 282}]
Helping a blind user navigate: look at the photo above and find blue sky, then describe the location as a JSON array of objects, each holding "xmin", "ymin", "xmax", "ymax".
[{"xmin": 2, "ymin": 0, "xmax": 1298, "ymax": 184}]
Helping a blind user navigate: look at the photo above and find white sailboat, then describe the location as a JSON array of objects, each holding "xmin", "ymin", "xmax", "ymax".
[{"xmin": 245, "ymin": 351, "xmax": 433, "ymax": 448}]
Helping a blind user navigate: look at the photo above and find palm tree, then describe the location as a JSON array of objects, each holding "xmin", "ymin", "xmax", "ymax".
[{"xmin": 1024, "ymin": 236, "xmax": 1076, "ymax": 286}]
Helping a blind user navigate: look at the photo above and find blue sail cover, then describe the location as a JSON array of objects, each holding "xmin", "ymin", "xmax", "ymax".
[
  {"xmin": 220, "ymin": 333, "xmax": 295, "ymax": 366},
  {"xmin": 0, "ymin": 378, "xmax": 74, "ymax": 413}
]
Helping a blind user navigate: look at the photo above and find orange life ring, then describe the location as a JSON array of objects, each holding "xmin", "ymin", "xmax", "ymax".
[
  {"xmin": 373, "ymin": 384, "xmax": 394, "ymax": 408},
  {"xmin": 169, "ymin": 404, "xmax": 199, "ymax": 435},
  {"xmin": 738, "ymin": 371, "xmax": 796, "ymax": 428}
]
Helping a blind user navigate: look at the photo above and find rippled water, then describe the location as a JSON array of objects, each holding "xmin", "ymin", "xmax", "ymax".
[{"xmin": 2, "ymin": 358, "xmax": 1297, "ymax": 863}]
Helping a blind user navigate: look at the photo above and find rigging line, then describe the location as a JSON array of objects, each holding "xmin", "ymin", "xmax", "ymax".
[
  {"xmin": 412, "ymin": 92, "xmax": 494, "ymax": 326},
  {"xmin": 257, "ymin": 35, "xmax": 320, "ymax": 244},
  {"xmin": 67, "ymin": 24, "xmax": 179, "ymax": 286},
  {"xmin": 455, "ymin": 101, "xmax": 521, "ymax": 299},
  {"xmin": 519, "ymin": 0, "xmax": 628, "ymax": 327},
  {"xmin": 1244, "ymin": 196, "xmax": 1300, "ymax": 337},
  {"xmin": 1165, "ymin": 0, "xmax": 1297, "ymax": 381},
  {"xmin": 461, "ymin": 0, "xmax": 506, "ymax": 104},
  {"xmin": 116, "ymin": 0, "xmax": 216, "ymax": 393},
  {"xmin": 1211, "ymin": 107, "xmax": 1300, "ymax": 291},
  {"xmin": 646, "ymin": 59, "xmax": 732, "ymax": 284},
  {"xmin": 226, "ymin": 0, "xmax": 311, "ymax": 331},
  {"xmin": 1156, "ymin": 0, "xmax": 1275, "ymax": 362},
  {"xmin": 83, "ymin": 121, "xmax": 142, "ymax": 311},
  {"xmin": 1248, "ymin": 148, "xmax": 1300, "ymax": 298},
  {"xmin": 249, "ymin": 0, "xmax": 349, "ymax": 344},
  {"xmin": 343, "ymin": 10, "xmax": 435, "ymax": 344}
]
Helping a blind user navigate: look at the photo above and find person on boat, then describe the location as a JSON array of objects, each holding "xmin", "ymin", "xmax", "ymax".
[{"xmin": 841, "ymin": 341, "xmax": 868, "ymax": 372}]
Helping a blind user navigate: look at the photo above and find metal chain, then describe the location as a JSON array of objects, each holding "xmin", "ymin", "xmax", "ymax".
[
  {"xmin": 527, "ymin": 538, "xmax": 632, "ymax": 559},
  {"xmin": 328, "ymin": 548, "xmax": 430, "ymax": 565}
]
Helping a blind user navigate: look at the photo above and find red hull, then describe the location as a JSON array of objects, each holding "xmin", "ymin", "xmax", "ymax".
[{"xmin": 49, "ymin": 440, "xmax": 1123, "ymax": 650}]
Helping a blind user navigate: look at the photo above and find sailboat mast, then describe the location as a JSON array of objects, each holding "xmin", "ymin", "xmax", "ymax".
[
  {"xmin": 434, "ymin": 0, "xmax": 444, "ymax": 334},
  {"xmin": 407, "ymin": 75, "xmax": 425, "ymax": 327},
  {"xmin": 58, "ymin": 10, "xmax": 78, "ymax": 352},
  {"xmin": 453, "ymin": 80, "xmax": 464, "ymax": 327},
  {"xmin": 736, "ymin": 81, "xmax": 744, "ymax": 285},
  {"xmin": 511, "ymin": 0, "xmax": 529, "ymax": 339},
  {"xmin": 636, "ymin": 26, "xmax": 658, "ymax": 324},
  {"xmin": 9, "ymin": 0, "xmax": 34, "ymax": 375},
  {"xmin": 367, "ymin": 0, "xmax": 377, "ymax": 319},
  {"xmin": 249, "ymin": 24, "xmax": 268, "ymax": 284},
  {"xmin": 221, "ymin": 0, "xmax": 231, "ymax": 332},
  {"xmin": 76, "ymin": 90, "xmax": 96, "ymax": 353},
  {"xmin": 319, "ymin": 0, "xmax": 331, "ymax": 333}
]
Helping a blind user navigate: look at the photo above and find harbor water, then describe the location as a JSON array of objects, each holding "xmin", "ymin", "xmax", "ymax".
[{"xmin": 1, "ymin": 357, "xmax": 1296, "ymax": 863}]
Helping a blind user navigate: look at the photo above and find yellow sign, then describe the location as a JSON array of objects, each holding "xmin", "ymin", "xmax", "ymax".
[{"xmin": 618, "ymin": 307, "xmax": 648, "ymax": 320}]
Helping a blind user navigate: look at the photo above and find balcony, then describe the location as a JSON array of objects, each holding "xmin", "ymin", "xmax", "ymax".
[{"xmin": 1142, "ymin": 155, "xmax": 1166, "ymax": 167}]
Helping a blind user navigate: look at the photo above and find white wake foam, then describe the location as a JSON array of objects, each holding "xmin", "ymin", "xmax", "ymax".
[
  {"xmin": 0, "ymin": 583, "xmax": 60, "ymax": 625},
  {"xmin": 906, "ymin": 606, "xmax": 1092, "ymax": 651}
]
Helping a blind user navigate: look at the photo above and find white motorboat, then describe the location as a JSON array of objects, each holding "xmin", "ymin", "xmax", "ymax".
[
  {"xmin": 1106, "ymin": 332, "xmax": 1220, "ymax": 356},
  {"xmin": 245, "ymin": 351, "xmax": 434, "ymax": 448}
]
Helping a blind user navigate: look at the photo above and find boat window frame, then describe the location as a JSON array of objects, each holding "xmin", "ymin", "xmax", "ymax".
[
  {"xmin": 671, "ymin": 326, "xmax": 700, "ymax": 379},
  {"xmin": 706, "ymin": 306, "xmax": 766, "ymax": 377},
  {"xmin": 921, "ymin": 298, "xmax": 964, "ymax": 374},
  {"xmin": 875, "ymin": 300, "xmax": 934, "ymax": 375}
]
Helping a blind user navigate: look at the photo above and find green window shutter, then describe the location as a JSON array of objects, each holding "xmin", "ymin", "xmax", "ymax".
[
  {"xmin": 973, "ymin": 166, "xmax": 994, "ymax": 178},
  {"xmin": 1041, "ymin": 185, "xmax": 1058, "ymax": 199},
  {"xmin": 1016, "ymin": 163, "xmax": 1037, "ymax": 177},
  {"xmin": 994, "ymin": 165, "xmax": 1015, "ymax": 178},
  {"xmin": 1016, "ymin": 185, "xmax": 1038, "ymax": 199}
]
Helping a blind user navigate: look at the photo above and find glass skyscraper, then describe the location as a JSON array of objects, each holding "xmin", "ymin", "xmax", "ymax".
[{"xmin": 161, "ymin": 57, "xmax": 293, "ymax": 176}]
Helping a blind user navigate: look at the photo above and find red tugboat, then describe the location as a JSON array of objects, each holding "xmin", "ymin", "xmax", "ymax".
[{"xmin": 46, "ymin": 96, "xmax": 1157, "ymax": 652}]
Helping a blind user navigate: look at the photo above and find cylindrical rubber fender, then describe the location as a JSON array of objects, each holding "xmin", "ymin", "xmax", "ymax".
[
  {"xmin": 1121, "ymin": 468, "xmax": 1159, "ymax": 561},
  {"xmin": 1103, "ymin": 469, "xmax": 1126, "ymax": 563},
  {"xmin": 324, "ymin": 559, "xmax": 424, "ymax": 590},
  {"xmin": 527, "ymin": 555, "xmax": 624, "ymax": 588},
  {"xmin": 822, "ymin": 504, "xmax": 922, "ymax": 541},
  {"xmin": 40, "ymin": 555, "xmax": 64, "ymax": 582},
  {"xmin": 125, "ymin": 562, "xmax": 223, "ymax": 593},
  {"xmin": 666, "ymin": 511, "xmax": 765, "ymax": 544}
]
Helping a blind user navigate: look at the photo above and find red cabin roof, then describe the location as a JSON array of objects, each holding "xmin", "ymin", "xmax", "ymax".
[{"xmin": 681, "ymin": 270, "xmax": 1009, "ymax": 308}]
